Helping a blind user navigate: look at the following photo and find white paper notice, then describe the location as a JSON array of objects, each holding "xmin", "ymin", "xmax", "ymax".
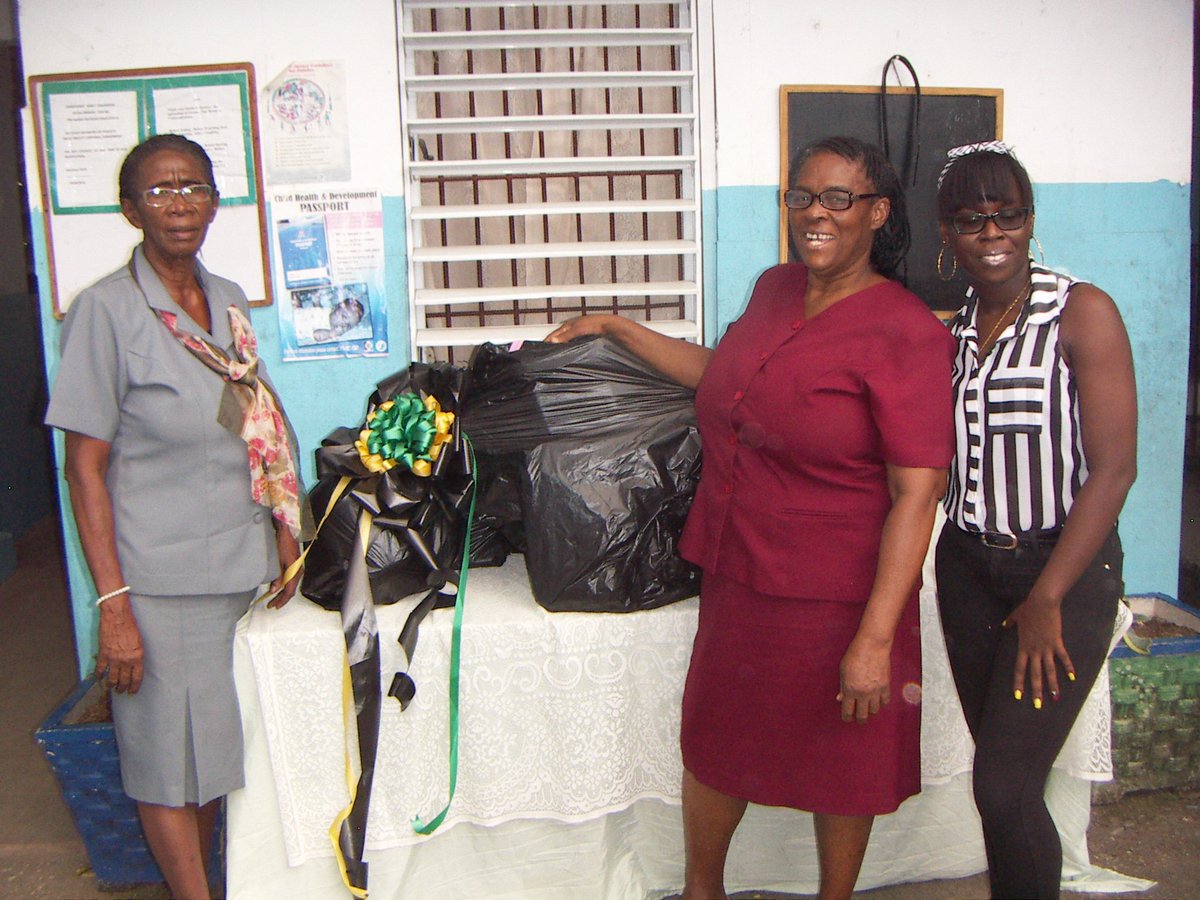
[
  {"xmin": 263, "ymin": 61, "xmax": 351, "ymax": 184},
  {"xmin": 46, "ymin": 90, "xmax": 139, "ymax": 209},
  {"xmin": 152, "ymin": 84, "xmax": 252, "ymax": 200}
]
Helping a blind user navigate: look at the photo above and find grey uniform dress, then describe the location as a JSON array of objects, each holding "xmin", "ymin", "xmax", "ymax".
[{"xmin": 46, "ymin": 245, "xmax": 280, "ymax": 806}]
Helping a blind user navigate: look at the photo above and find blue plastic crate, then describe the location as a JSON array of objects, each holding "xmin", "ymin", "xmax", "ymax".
[{"xmin": 35, "ymin": 677, "xmax": 223, "ymax": 891}]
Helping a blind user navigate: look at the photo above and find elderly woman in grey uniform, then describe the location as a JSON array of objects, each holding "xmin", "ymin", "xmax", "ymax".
[{"xmin": 46, "ymin": 134, "xmax": 308, "ymax": 899}]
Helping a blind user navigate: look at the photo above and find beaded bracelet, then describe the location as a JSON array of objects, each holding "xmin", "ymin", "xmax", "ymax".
[{"xmin": 96, "ymin": 585, "xmax": 131, "ymax": 606}]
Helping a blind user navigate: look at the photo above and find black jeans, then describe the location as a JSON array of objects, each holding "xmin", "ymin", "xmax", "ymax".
[{"xmin": 935, "ymin": 522, "xmax": 1122, "ymax": 900}]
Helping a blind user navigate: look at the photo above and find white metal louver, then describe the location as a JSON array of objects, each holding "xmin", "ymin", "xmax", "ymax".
[{"xmin": 397, "ymin": 0, "xmax": 704, "ymax": 361}]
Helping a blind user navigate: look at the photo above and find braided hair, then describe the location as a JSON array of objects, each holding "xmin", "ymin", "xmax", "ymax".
[{"xmin": 790, "ymin": 136, "xmax": 911, "ymax": 280}]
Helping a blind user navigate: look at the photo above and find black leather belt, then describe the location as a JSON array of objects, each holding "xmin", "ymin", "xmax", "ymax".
[{"xmin": 973, "ymin": 527, "xmax": 1063, "ymax": 551}]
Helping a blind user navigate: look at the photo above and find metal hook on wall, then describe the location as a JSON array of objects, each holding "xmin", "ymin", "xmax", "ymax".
[{"xmin": 879, "ymin": 54, "xmax": 921, "ymax": 188}]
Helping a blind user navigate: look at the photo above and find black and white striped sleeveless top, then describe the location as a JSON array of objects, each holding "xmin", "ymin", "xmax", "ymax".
[{"xmin": 944, "ymin": 264, "xmax": 1086, "ymax": 535}]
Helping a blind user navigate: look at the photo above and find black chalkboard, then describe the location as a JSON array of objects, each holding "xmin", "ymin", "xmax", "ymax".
[{"xmin": 780, "ymin": 85, "xmax": 1002, "ymax": 312}]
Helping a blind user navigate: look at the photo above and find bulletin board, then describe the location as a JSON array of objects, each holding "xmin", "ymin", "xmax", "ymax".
[
  {"xmin": 780, "ymin": 85, "xmax": 1002, "ymax": 313},
  {"xmin": 29, "ymin": 63, "xmax": 273, "ymax": 317}
]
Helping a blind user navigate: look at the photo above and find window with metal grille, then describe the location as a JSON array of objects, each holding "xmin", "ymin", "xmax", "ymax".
[{"xmin": 398, "ymin": 0, "xmax": 703, "ymax": 362}]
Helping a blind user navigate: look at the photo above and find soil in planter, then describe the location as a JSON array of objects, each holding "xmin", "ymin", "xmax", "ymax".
[
  {"xmin": 1130, "ymin": 616, "xmax": 1199, "ymax": 640},
  {"xmin": 76, "ymin": 691, "xmax": 113, "ymax": 724}
]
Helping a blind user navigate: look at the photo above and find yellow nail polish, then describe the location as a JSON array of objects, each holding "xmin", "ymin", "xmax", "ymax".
[
  {"xmin": 1033, "ymin": 697, "xmax": 1043, "ymax": 710},
  {"xmin": 1067, "ymin": 671, "xmax": 1076, "ymax": 681},
  {"xmin": 1014, "ymin": 689, "xmax": 1023, "ymax": 701}
]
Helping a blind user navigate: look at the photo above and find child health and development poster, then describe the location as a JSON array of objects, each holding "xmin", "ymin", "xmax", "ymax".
[{"xmin": 271, "ymin": 187, "xmax": 388, "ymax": 361}]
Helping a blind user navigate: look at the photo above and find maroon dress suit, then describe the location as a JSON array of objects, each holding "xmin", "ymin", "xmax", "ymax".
[{"xmin": 677, "ymin": 262, "xmax": 956, "ymax": 815}]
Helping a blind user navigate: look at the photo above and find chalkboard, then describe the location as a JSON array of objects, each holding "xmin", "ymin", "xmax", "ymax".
[
  {"xmin": 29, "ymin": 63, "xmax": 272, "ymax": 318},
  {"xmin": 780, "ymin": 85, "xmax": 1002, "ymax": 312}
]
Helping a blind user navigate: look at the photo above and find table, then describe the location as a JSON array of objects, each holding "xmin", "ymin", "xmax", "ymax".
[{"xmin": 227, "ymin": 527, "xmax": 1139, "ymax": 899}]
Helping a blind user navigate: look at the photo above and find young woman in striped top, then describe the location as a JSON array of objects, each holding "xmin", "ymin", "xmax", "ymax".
[{"xmin": 933, "ymin": 144, "xmax": 1137, "ymax": 899}]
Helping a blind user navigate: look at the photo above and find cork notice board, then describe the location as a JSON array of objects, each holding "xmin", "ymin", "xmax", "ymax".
[{"xmin": 30, "ymin": 63, "xmax": 272, "ymax": 317}]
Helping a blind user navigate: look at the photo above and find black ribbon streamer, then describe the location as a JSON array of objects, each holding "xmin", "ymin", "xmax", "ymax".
[{"xmin": 309, "ymin": 364, "xmax": 474, "ymax": 897}]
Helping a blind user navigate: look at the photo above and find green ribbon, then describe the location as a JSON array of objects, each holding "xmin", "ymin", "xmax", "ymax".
[
  {"xmin": 412, "ymin": 435, "xmax": 476, "ymax": 836},
  {"xmin": 365, "ymin": 394, "xmax": 437, "ymax": 472}
]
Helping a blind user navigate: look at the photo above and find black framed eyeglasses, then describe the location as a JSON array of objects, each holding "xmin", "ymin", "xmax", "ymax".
[
  {"xmin": 950, "ymin": 206, "xmax": 1032, "ymax": 235},
  {"xmin": 141, "ymin": 184, "xmax": 216, "ymax": 208},
  {"xmin": 782, "ymin": 189, "xmax": 881, "ymax": 211}
]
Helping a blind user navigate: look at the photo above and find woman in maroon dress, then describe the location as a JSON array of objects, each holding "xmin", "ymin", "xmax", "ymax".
[{"xmin": 548, "ymin": 136, "xmax": 955, "ymax": 899}]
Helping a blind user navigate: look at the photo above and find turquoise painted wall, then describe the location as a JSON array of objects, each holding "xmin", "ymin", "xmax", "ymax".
[{"xmin": 703, "ymin": 180, "xmax": 1190, "ymax": 596}]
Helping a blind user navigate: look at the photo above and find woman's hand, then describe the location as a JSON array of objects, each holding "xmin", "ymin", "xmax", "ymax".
[
  {"xmin": 546, "ymin": 314, "xmax": 712, "ymax": 389},
  {"xmin": 267, "ymin": 525, "xmax": 303, "ymax": 609},
  {"xmin": 96, "ymin": 596, "xmax": 145, "ymax": 693},
  {"xmin": 838, "ymin": 634, "xmax": 892, "ymax": 723},
  {"xmin": 840, "ymin": 464, "xmax": 946, "ymax": 724},
  {"xmin": 1005, "ymin": 591, "xmax": 1073, "ymax": 708},
  {"xmin": 545, "ymin": 314, "xmax": 618, "ymax": 344}
]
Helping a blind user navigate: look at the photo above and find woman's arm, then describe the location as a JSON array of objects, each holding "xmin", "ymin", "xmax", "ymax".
[
  {"xmin": 63, "ymin": 431, "xmax": 145, "ymax": 694},
  {"xmin": 838, "ymin": 464, "xmax": 947, "ymax": 723},
  {"xmin": 545, "ymin": 315, "xmax": 712, "ymax": 389},
  {"xmin": 1006, "ymin": 283, "xmax": 1137, "ymax": 705},
  {"xmin": 266, "ymin": 522, "xmax": 303, "ymax": 609}
]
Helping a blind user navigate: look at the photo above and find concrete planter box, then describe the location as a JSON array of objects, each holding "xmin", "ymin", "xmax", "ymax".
[{"xmin": 1099, "ymin": 595, "xmax": 1200, "ymax": 802}]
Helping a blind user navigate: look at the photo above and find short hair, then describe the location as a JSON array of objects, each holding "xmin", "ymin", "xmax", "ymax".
[
  {"xmin": 118, "ymin": 134, "xmax": 216, "ymax": 201},
  {"xmin": 936, "ymin": 148, "xmax": 1033, "ymax": 222},
  {"xmin": 790, "ymin": 136, "xmax": 911, "ymax": 280}
]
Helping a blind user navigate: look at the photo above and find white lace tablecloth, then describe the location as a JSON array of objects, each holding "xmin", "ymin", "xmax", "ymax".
[
  {"xmin": 240, "ymin": 536, "xmax": 1118, "ymax": 870},
  {"xmin": 242, "ymin": 558, "xmax": 699, "ymax": 866}
]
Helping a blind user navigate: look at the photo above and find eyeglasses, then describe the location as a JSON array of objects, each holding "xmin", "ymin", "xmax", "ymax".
[
  {"xmin": 950, "ymin": 206, "xmax": 1032, "ymax": 235},
  {"xmin": 141, "ymin": 184, "xmax": 216, "ymax": 208},
  {"xmin": 782, "ymin": 189, "xmax": 881, "ymax": 211}
]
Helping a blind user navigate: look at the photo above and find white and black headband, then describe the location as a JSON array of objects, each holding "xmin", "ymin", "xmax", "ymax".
[{"xmin": 937, "ymin": 141, "xmax": 1015, "ymax": 189}]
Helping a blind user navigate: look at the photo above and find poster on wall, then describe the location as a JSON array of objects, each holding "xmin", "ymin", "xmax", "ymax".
[
  {"xmin": 272, "ymin": 187, "xmax": 388, "ymax": 361},
  {"xmin": 262, "ymin": 60, "xmax": 351, "ymax": 184},
  {"xmin": 151, "ymin": 81, "xmax": 253, "ymax": 199}
]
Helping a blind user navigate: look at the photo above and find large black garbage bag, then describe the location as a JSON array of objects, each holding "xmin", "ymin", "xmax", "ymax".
[
  {"xmin": 302, "ymin": 362, "xmax": 475, "ymax": 611},
  {"xmin": 462, "ymin": 336, "xmax": 702, "ymax": 612},
  {"xmin": 466, "ymin": 460, "xmax": 525, "ymax": 567},
  {"xmin": 463, "ymin": 336, "xmax": 696, "ymax": 452}
]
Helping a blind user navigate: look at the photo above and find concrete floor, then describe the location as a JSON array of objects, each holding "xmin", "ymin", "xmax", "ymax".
[{"xmin": 1, "ymin": 517, "xmax": 1196, "ymax": 899}]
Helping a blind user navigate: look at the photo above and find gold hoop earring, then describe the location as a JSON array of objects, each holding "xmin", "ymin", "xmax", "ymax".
[
  {"xmin": 1033, "ymin": 235, "xmax": 1046, "ymax": 265},
  {"xmin": 937, "ymin": 247, "xmax": 958, "ymax": 281}
]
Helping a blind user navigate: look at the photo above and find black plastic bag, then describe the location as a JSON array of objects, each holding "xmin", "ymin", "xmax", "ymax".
[
  {"xmin": 466, "ymin": 461, "xmax": 525, "ymax": 567},
  {"xmin": 462, "ymin": 337, "xmax": 702, "ymax": 612},
  {"xmin": 302, "ymin": 362, "xmax": 475, "ymax": 610},
  {"xmin": 463, "ymin": 336, "xmax": 696, "ymax": 451}
]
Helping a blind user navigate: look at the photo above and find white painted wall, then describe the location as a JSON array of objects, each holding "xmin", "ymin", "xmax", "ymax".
[
  {"xmin": 709, "ymin": 0, "xmax": 1193, "ymax": 186},
  {"xmin": 18, "ymin": 0, "xmax": 404, "ymax": 202}
]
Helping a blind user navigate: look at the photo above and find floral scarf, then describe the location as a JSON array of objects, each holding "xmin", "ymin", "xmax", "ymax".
[{"xmin": 155, "ymin": 303, "xmax": 312, "ymax": 540}]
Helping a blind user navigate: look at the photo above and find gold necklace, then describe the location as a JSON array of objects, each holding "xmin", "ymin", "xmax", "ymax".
[{"xmin": 978, "ymin": 280, "xmax": 1031, "ymax": 354}]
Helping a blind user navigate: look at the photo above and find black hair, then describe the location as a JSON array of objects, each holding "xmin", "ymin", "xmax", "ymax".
[
  {"xmin": 936, "ymin": 149, "xmax": 1034, "ymax": 222},
  {"xmin": 118, "ymin": 133, "xmax": 216, "ymax": 201},
  {"xmin": 790, "ymin": 135, "xmax": 911, "ymax": 280}
]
